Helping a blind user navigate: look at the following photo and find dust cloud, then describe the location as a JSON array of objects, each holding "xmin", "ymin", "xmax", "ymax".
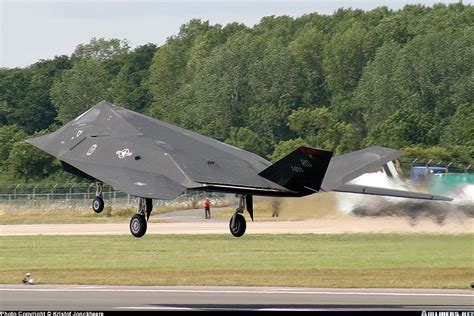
[{"xmin": 255, "ymin": 171, "xmax": 473, "ymax": 233}]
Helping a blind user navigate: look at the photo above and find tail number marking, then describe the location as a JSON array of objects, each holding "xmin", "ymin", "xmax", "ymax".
[
  {"xmin": 300, "ymin": 159, "xmax": 312, "ymax": 168},
  {"xmin": 291, "ymin": 166, "xmax": 304, "ymax": 173}
]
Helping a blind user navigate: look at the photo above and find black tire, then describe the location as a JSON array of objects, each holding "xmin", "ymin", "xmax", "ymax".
[
  {"xmin": 130, "ymin": 214, "xmax": 147, "ymax": 238},
  {"xmin": 92, "ymin": 196, "xmax": 104, "ymax": 213},
  {"xmin": 229, "ymin": 213, "xmax": 246, "ymax": 237}
]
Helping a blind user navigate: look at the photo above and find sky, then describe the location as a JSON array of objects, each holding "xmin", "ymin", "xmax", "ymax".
[{"xmin": 0, "ymin": 0, "xmax": 466, "ymax": 68}]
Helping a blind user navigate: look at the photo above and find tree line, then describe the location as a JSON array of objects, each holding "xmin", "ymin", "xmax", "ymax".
[{"xmin": 0, "ymin": 3, "xmax": 472, "ymax": 184}]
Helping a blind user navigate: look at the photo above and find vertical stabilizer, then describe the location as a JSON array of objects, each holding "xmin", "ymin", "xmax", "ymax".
[{"xmin": 258, "ymin": 146, "xmax": 333, "ymax": 195}]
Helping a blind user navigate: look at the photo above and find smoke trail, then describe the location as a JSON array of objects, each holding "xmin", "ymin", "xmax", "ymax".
[
  {"xmin": 261, "ymin": 170, "xmax": 473, "ymax": 224},
  {"xmin": 335, "ymin": 171, "xmax": 473, "ymax": 224}
]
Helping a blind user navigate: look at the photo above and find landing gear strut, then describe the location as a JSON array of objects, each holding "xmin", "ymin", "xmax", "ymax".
[
  {"xmin": 92, "ymin": 181, "xmax": 104, "ymax": 213},
  {"xmin": 130, "ymin": 197, "xmax": 153, "ymax": 238},
  {"xmin": 229, "ymin": 195, "xmax": 252, "ymax": 237}
]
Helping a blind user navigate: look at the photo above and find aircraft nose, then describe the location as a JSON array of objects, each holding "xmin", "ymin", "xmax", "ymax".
[
  {"xmin": 26, "ymin": 134, "xmax": 49, "ymax": 149},
  {"xmin": 26, "ymin": 133, "xmax": 58, "ymax": 157}
]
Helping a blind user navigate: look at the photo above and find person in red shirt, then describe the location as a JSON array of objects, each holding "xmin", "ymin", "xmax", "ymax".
[{"xmin": 204, "ymin": 198, "xmax": 211, "ymax": 219}]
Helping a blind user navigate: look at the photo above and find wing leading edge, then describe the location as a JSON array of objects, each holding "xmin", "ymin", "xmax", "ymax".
[
  {"xmin": 321, "ymin": 146, "xmax": 452, "ymax": 201},
  {"xmin": 334, "ymin": 182, "xmax": 452, "ymax": 201},
  {"xmin": 322, "ymin": 146, "xmax": 401, "ymax": 191}
]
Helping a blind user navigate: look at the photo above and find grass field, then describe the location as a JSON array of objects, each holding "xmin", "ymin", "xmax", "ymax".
[
  {"xmin": 0, "ymin": 207, "xmax": 172, "ymax": 225},
  {"xmin": 0, "ymin": 233, "xmax": 472, "ymax": 288},
  {"xmin": 0, "ymin": 201, "xmax": 232, "ymax": 225},
  {"xmin": 0, "ymin": 210, "xmax": 131, "ymax": 225}
]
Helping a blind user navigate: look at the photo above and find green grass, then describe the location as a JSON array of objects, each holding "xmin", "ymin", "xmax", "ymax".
[
  {"xmin": 0, "ymin": 208, "xmax": 135, "ymax": 224},
  {"xmin": 0, "ymin": 201, "xmax": 231, "ymax": 225},
  {"xmin": 0, "ymin": 207, "xmax": 179, "ymax": 225},
  {"xmin": 0, "ymin": 234, "xmax": 472, "ymax": 288}
]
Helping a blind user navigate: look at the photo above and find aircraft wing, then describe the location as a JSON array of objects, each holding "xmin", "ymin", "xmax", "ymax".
[
  {"xmin": 334, "ymin": 183, "xmax": 452, "ymax": 201},
  {"xmin": 26, "ymin": 101, "xmax": 453, "ymax": 203},
  {"xmin": 27, "ymin": 132, "xmax": 191, "ymax": 200},
  {"xmin": 321, "ymin": 146, "xmax": 401, "ymax": 191},
  {"xmin": 60, "ymin": 159, "xmax": 187, "ymax": 200},
  {"xmin": 26, "ymin": 101, "xmax": 286, "ymax": 199}
]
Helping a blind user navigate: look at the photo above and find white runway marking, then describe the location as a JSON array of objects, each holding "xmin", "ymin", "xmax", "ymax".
[
  {"xmin": 117, "ymin": 306, "xmax": 192, "ymax": 310},
  {"xmin": 118, "ymin": 306, "xmax": 328, "ymax": 311},
  {"xmin": 259, "ymin": 308, "xmax": 340, "ymax": 311},
  {"xmin": 1, "ymin": 287, "xmax": 471, "ymax": 297}
]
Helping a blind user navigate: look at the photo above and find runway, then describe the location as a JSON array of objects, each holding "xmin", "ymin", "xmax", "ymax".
[
  {"xmin": 1, "ymin": 285, "xmax": 472, "ymax": 311},
  {"xmin": 2, "ymin": 216, "xmax": 473, "ymax": 236}
]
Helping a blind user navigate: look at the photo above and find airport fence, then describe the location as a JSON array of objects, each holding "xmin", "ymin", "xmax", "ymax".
[{"xmin": 0, "ymin": 183, "xmax": 232, "ymax": 212}]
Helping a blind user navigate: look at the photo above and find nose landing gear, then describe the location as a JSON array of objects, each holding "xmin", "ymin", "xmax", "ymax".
[{"xmin": 92, "ymin": 181, "xmax": 104, "ymax": 213}]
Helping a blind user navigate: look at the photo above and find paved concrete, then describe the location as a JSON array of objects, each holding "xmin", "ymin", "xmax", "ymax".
[
  {"xmin": 1, "ymin": 216, "xmax": 473, "ymax": 236},
  {"xmin": 152, "ymin": 206, "xmax": 230, "ymax": 222},
  {"xmin": 1, "ymin": 285, "xmax": 472, "ymax": 311}
]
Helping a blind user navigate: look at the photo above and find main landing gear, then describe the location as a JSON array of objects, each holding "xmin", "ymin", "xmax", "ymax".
[
  {"xmin": 92, "ymin": 181, "xmax": 104, "ymax": 213},
  {"xmin": 90, "ymin": 181, "xmax": 152, "ymax": 238},
  {"xmin": 229, "ymin": 194, "xmax": 253, "ymax": 237},
  {"xmin": 130, "ymin": 197, "xmax": 153, "ymax": 238}
]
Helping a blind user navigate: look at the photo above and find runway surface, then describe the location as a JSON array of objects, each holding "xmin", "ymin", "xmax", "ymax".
[
  {"xmin": 1, "ymin": 216, "xmax": 473, "ymax": 236},
  {"xmin": 1, "ymin": 285, "xmax": 472, "ymax": 311},
  {"xmin": 152, "ymin": 206, "xmax": 230, "ymax": 222}
]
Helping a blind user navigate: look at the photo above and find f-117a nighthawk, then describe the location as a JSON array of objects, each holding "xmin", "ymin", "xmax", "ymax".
[{"xmin": 27, "ymin": 101, "xmax": 451, "ymax": 238}]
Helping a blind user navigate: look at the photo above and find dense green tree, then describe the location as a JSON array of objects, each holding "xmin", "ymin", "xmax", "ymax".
[
  {"xmin": 248, "ymin": 46, "xmax": 303, "ymax": 107},
  {"xmin": 0, "ymin": 69, "xmax": 36, "ymax": 131},
  {"xmin": 71, "ymin": 37, "xmax": 130, "ymax": 61},
  {"xmin": 354, "ymin": 41, "xmax": 402, "ymax": 128},
  {"xmin": 441, "ymin": 104, "xmax": 474, "ymax": 148},
  {"xmin": 51, "ymin": 59, "xmax": 111, "ymax": 123},
  {"xmin": 402, "ymin": 145, "xmax": 473, "ymax": 166},
  {"xmin": 356, "ymin": 26, "xmax": 473, "ymax": 145},
  {"xmin": 253, "ymin": 15, "xmax": 298, "ymax": 44},
  {"xmin": 8, "ymin": 139, "xmax": 59, "ymax": 180},
  {"xmin": 270, "ymin": 138, "xmax": 309, "ymax": 162},
  {"xmin": 288, "ymin": 29, "xmax": 327, "ymax": 106},
  {"xmin": 71, "ymin": 37, "xmax": 131, "ymax": 77},
  {"xmin": 110, "ymin": 43, "xmax": 157, "ymax": 112},
  {"xmin": 0, "ymin": 101, "xmax": 10, "ymax": 126},
  {"xmin": 323, "ymin": 22, "xmax": 376, "ymax": 99},
  {"xmin": 0, "ymin": 125, "xmax": 27, "ymax": 171},
  {"xmin": 0, "ymin": 69, "xmax": 31, "ymax": 119},
  {"xmin": 179, "ymin": 32, "xmax": 263, "ymax": 139},
  {"xmin": 20, "ymin": 56, "xmax": 72, "ymax": 132},
  {"xmin": 247, "ymin": 104, "xmax": 292, "ymax": 148},
  {"xmin": 288, "ymin": 107, "xmax": 356, "ymax": 154},
  {"xmin": 186, "ymin": 27, "xmax": 227, "ymax": 78},
  {"xmin": 147, "ymin": 19, "xmax": 216, "ymax": 120},
  {"xmin": 364, "ymin": 107, "xmax": 434, "ymax": 149},
  {"xmin": 225, "ymin": 127, "xmax": 270, "ymax": 157},
  {"xmin": 0, "ymin": 56, "xmax": 72, "ymax": 133}
]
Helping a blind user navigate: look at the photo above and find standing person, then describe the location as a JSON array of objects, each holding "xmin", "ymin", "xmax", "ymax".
[
  {"xmin": 204, "ymin": 198, "xmax": 211, "ymax": 219},
  {"xmin": 271, "ymin": 198, "xmax": 280, "ymax": 217}
]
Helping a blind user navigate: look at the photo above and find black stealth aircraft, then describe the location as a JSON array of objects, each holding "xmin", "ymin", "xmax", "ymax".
[{"xmin": 27, "ymin": 101, "xmax": 451, "ymax": 238}]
